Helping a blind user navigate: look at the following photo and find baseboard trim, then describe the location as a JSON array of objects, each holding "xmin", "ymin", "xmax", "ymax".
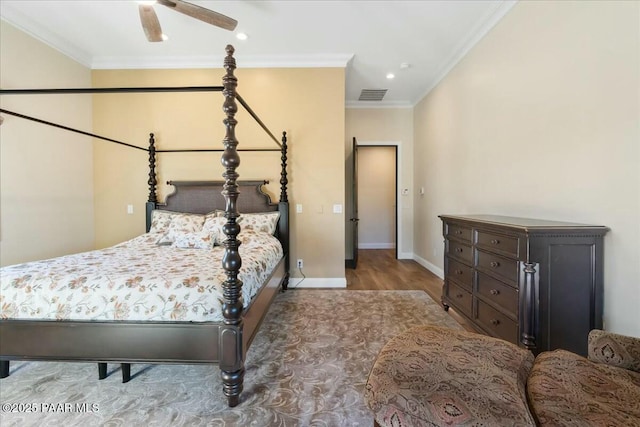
[
  {"xmin": 288, "ymin": 277, "xmax": 347, "ymax": 289},
  {"xmin": 413, "ymin": 254, "xmax": 444, "ymax": 279},
  {"xmin": 398, "ymin": 251, "xmax": 413, "ymax": 260},
  {"xmin": 358, "ymin": 243, "xmax": 396, "ymax": 249}
]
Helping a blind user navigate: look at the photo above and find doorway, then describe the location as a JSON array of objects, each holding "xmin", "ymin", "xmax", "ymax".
[
  {"xmin": 357, "ymin": 145, "xmax": 397, "ymax": 255},
  {"xmin": 346, "ymin": 142, "xmax": 398, "ymax": 269}
]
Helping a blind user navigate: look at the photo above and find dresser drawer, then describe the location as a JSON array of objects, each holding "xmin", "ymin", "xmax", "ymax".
[
  {"xmin": 476, "ymin": 300, "xmax": 518, "ymax": 344},
  {"xmin": 446, "ymin": 258, "xmax": 473, "ymax": 291},
  {"xmin": 476, "ymin": 272, "xmax": 518, "ymax": 320},
  {"xmin": 447, "ymin": 240, "xmax": 473, "ymax": 264},
  {"xmin": 476, "ymin": 230, "xmax": 520, "ymax": 258},
  {"xmin": 446, "ymin": 223, "xmax": 472, "ymax": 243},
  {"xmin": 446, "ymin": 281, "xmax": 472, "ymax": 319},
  {"xmin": 476, "ymin": 250, "xmax": 519, "ymax": 284}
]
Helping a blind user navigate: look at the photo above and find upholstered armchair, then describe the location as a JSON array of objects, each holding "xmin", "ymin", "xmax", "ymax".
[{"xmin": 365, "ymin": 327, "xmax": 640, "ymax": 426}]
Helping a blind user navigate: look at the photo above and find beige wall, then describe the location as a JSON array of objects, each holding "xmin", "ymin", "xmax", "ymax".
[
  {"xmin": 345, "ymin": 108, "xmax": 414, "ymax": 258},
  {"xmin": 413, "ymin": 1, "xmax": 640, "ymax": 336},
  {"xmin": 358, "ymin": 146, "xmax": 396, "ymax": 248},
  {"xmin": 92, "ymin": 66, "xmax": 346, "ymax": 284},
  {"xmin": 0, "ymin": 21, "xmax": 94, "ymax": 266}
]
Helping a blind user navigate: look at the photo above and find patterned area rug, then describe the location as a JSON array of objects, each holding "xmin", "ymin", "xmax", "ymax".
[{"xmin": 0, "ymin": 290, "xmax": 462, "ymax": 426}]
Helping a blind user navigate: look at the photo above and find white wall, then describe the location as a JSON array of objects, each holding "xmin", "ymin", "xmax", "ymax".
[
  {"xmin": 0, "ymin": 21, "xmax": 94, "ymax": 266},
  {"xmin": 413, "ymin": 1, "xmax": 640, "ymax": 336},
  {"xmin": 358, "ymin": 146, "xmax": 396, "ymax": 248}
]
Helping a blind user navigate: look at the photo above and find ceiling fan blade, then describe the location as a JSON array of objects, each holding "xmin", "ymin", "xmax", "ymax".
[
  {"xmin": 139, "ymin": 4, "xmax": 164, "ymax": 42},
  {"xmin": 157, "ymin": 0, "xmax": 238, "ymax": 31}
]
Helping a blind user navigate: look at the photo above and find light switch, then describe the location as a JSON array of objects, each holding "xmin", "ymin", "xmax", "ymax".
[
  {"xmin": 127, "ymin": 204, "xmax": 134, "ymax": 214},
  {"xmin": 333, "ymin": 204, "xmax": 343, "ymax": 214},
  {"xmin": 296, "ymin": 204, "xmax": 303, "ymax": 213}
]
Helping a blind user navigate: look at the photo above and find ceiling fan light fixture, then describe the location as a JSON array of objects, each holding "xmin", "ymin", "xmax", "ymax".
[{"xmin": 236, "ymin": 32, "xmax": 248, "ymax": 41}]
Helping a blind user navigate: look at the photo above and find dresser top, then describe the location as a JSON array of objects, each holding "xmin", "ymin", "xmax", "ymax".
[{"xmin": 439, "ymin": 214, "xmax": 609, "ymax": 233}]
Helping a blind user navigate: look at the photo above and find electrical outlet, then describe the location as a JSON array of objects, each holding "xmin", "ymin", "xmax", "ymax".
[{"xmin": 297, "ymin": 259, "xmax": 304, "ymax": 269}]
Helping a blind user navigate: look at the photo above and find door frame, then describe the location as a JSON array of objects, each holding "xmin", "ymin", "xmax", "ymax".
[{"xmin": 356, "ymin": 140, "xmax": 404, "ymax": 259}]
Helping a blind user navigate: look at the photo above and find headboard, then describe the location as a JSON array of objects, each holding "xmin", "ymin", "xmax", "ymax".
[
  {"xmin": 145, "ymin": 180, "xmax": 289, "ymax": 255},
  {"xmin": 161, "ymin": 180, "xmax": 278, "ymax": 214}
]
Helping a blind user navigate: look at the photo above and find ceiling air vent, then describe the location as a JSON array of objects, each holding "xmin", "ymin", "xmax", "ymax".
[{"xmin": 358, "ymin": 89, "xmax": 387, "ymax": 101}]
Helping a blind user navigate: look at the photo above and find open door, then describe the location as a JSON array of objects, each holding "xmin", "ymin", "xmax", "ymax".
[{"xmin": 348, "ymin": 137, "xmax": 360, "ymax": 268}]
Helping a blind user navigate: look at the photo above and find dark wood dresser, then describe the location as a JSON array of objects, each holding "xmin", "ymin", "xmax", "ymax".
[{"xmin": 439, "ymin": 214, "xmax": 609, "ymax": 356}]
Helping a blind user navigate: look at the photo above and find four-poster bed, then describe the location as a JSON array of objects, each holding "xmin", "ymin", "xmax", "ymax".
[{"xmin": 0, "ymin": 45, "xmax": 288, "ymax": 407}]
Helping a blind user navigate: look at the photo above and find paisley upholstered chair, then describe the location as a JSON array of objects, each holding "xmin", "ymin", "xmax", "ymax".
[{"xmin": 365, "ymin": 326, "xmax": 639, "ymax": 427}]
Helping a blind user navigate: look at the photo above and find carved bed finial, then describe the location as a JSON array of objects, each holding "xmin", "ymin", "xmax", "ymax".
[
  {"xmin": 280, "ymin": 131, "xmax": 288, "ymax": 203},
  {"xmin": 220, "ymin": 44, "xmax": 244, "ymax": 408},
  {"xmin": 148, "ymin": 133, "xmax": 157, "ymax": 203}
]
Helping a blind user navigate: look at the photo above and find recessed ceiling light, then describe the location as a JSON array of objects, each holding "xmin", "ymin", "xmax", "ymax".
[
  {"xmin": 236, "ymin": 33, "xmax": 248, "ymax": 41},
  {"xmin": 161, "ymin": 34, "xmax": 169, "ymax": 41},
  {"xmin": 400, "ymin": 62, "xmax": 411, "ymax": 69},
  {"xmin": 386, "ymin": 73, "xmax": 395, "ymax": 79}
]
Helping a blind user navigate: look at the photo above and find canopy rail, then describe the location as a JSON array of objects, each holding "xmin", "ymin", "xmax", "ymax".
[
  {"xmin": 236, "ymin": 94, "xmax": 281, "ymax": 148},
  {"xmin": 0, "ymin": 86, "xmax": 281, "ymax": 149},
  {"xmin": 0, "ymin": 108, "xmax": 281, "ymax": 153},
  {"xmin": 0, "ymin": 108, "xmax": 147, "ymax": 152}
]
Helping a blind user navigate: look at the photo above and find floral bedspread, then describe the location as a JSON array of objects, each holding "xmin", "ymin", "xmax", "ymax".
[{"xmin": 0, "ymin": 232, "xmax": 283, "ymax": 322}]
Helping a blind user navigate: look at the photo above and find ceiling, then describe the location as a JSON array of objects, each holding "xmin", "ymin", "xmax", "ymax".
[{"xmin": 0, "ymin": 0, "xmax": 516, "ymax": 107}]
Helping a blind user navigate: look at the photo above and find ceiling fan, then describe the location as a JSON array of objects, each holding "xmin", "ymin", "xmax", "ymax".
[{"xmin": 138, "ymin": 0, "xmax": 238, "ymax": 42}]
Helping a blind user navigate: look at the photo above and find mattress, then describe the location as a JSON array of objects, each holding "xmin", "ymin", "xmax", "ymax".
[{"xmin": 0, "ymin": 231, "xmax": 283, "ymax": 322}]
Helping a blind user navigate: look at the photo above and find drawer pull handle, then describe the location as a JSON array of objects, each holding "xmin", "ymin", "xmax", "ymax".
[
  {"xmin": 490, "ymin": 289, "xmax": 500, "ymax": 296},
  {"xmin": 456, "ymin": 293, "xmax": 463, "ymax": 298},
  {"xmin": 455, "ymin": 269, "xmax": 463, "ymax": 275},
  {"xmin": 455, "ymin": 230, "xmax": 462, "ymax": 235},
  {"xmin": 491, "ymin": 239, "xmax": 500, "ymax": 245},
  {"xmin": 490, "ymin": 261, "xmax": 500, "ymax": 268},
  {"xmin": 491, "ymin": 319, "xmax": 500, "ymax": 326},
  {"xmin": 456, "ymin": 248, "xmax": 463, "ymax": 253}
]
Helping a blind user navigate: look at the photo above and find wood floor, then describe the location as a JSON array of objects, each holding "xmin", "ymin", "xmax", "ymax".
[{"xmin": 346, "ymin": 249, "xmax": 474, "ymax": 331}]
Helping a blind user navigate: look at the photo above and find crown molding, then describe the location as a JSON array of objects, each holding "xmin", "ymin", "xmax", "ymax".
[
  {"xmin": 411, "ymin": 0, "xmax": 518, "ymax": 106},
  {"xmin": 1, "ymin": 12, "xmax": 92, "ymax": 68},
  {"xmin": 91, "ymin": 53, "xmax": 354, "ymax": 70}
]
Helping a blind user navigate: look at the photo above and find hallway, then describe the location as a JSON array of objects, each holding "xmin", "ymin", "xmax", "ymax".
[{"xmin": 346, "ymin": 249, "xmax": 472, "ymax": 330}]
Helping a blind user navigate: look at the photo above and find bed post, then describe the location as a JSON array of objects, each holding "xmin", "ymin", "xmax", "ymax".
[
  {"xmin": 279, "ymin": 131, "xmax": 290, "ymax": 290},
  {"xmin": 145, "ymin": 133, "xmax": 158, "ymax": 232},
  {"xmin": 220, "ymin": 44, "xmax": 244, "ymax": 408}
]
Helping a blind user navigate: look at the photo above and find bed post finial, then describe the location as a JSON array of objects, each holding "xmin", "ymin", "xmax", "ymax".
[
  {"xmin": 220, "ymin": 44, "xmax": 244, "ymax": 408},
  {"xmin": 280, "ymin": 131, "xmax": 288, "ymax": 203},
  {"xmin": 148, "ymin": 133, "xmax": 157, "ymax": 203}
]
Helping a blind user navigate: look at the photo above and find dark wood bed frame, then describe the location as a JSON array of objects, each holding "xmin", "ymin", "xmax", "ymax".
[{"xmin": 0, "ymin": 45, "xmax": 289, "ymax": 407}]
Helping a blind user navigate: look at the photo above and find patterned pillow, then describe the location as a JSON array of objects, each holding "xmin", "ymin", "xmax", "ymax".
[
  {"xmin": 149, "ymin": 210, "xmax": 179, "ymax": 234},
  {"xmin": 204, "ymin": 210, "xmax": 226, "ymax": 221},
  {"xmin": 172, "ymin": 231, "xmax": 214, "ymax": 249},
  {"xmin": 202, "ymin": 215, "xmax": 227, "ymax": 246},
  {"xmin": 238, "ymin": 212, "xmax": 280, "ymax": 235},
  {"xmin": 156, "ymin": 213, "xmax": 205, "ymax": 245}
]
